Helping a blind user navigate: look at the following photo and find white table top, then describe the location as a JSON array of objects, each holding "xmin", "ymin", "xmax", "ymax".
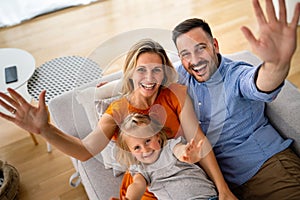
[{"xmin": 0, "ymin": 48, "xmax": 35, "ymax": 93}]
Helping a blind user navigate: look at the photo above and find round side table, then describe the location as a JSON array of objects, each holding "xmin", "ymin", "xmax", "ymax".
[
  {"xmin": 27, "ymin": 56, "xmax": 102, "ymax": 103},
  {"xmin": 27, "ymin": 56, "xmax": 103, "ymax": 152},
  {"xmin": 0, "ymin": 48, "xmax": 38, "ymax": 145},
  {"xmin": 0, "ymin": 48, "xmax": 35, "ymax": 97}
]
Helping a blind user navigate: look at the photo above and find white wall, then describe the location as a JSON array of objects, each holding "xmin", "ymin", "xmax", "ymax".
[
  {"xmin": 273, "ymin": 0, "xmax": 300, "ymax": 25},
  {"xmin": 0, "ymin": 0, "xmax": 98, "ymax": 27}
]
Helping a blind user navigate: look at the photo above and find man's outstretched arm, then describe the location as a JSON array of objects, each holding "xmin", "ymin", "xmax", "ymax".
[{"xmin": 241, "ymin": 0, "xmax": 300, "ymax": 92}]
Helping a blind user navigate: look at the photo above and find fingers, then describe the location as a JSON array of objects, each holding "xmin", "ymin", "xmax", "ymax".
[
  {"xmin": 0, "ymin": 110, "xmax": 15, "ymax": 122},
  {"xmin": 0, "ymin": 97, "xmax": 16, "ymax": 122},
  {"xmin": 240, "ymin": 26, "xmax": 258, "ymax": 48},
  {"xmin": 38, "ymin": 90, "xmax": 47, "ymax": 110},
  {"xmin": 185, "ymin": 138, "xmax": 195, "ymax": 152},
  {"xmin": 185, "ymin": 138, "xmax": 203, "ymax": 154},
  {"xmin": 0, "ymin": 91, "xmax": 19, "ymax": 109},
  {"xmin": 278, "ymin": 0, "xmax": 287, "ymax": 23},
  {"xmin": 196, "ymin": 139, "xmax": 203, "ymax": 148},
  {"xmin": 253, "ymin": 0, "xmax": 267, "ymax": 25},
  {"xmin": 0, "ymin": 97, "xmax": 16, "ymax": 114},
  {"xmin": 291, "ymin": 2, "xmax": 300, "ymax": 28},
  {"xmin": 7, "ymin": 88, "xmax": 28, "ymax": 107},
  {"xmin": 96, "ymin": 81, "xmax": 108, "ymax": 88},
  {"xmin": 266, "ymin": 0, "xmax": 279, "ymax": 23}
]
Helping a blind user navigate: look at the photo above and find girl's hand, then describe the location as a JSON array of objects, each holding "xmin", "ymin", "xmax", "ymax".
[
  {"xmin": 96, "ymin": 81, "xmax": 108, "ymax": 88},
  {"xmin": 181, "ymin": 138, "xmax": 203, "ymax": 163}
]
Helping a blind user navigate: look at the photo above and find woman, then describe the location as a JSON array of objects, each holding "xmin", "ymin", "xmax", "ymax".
[{"xmin": 0, "ymin": 39, "xmax": 236, "ymax": 199}]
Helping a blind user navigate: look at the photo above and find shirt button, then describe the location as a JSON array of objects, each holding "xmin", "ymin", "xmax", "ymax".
[{"xmin": 198, "ymin": 102, "xmax": 202, "ymax": 106}]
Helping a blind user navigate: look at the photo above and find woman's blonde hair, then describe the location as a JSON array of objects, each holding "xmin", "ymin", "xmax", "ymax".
[
  {"xmin": 116, "ymin": 113, "xmax": 168, "ymax": 168},
  {"xmin": 121, "ymin": 39, "xmax": 177, "ymax": 96}
]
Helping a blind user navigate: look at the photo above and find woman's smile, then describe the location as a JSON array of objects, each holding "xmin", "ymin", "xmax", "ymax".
[{"xmin": 140, "ymin": 82, "xmax": 157, "ymax": 90}]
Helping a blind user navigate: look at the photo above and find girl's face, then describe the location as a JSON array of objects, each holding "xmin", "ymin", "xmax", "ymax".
[
  {"xmin": 131, "ymin": 52, "xmax": 165, "ymax": 99},
  {"xmin": 125, "ymin": 134, "xmax": 162, "ymax": 164}
]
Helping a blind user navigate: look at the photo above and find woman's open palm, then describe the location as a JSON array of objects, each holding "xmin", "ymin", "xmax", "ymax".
[{"xmin": 0, "ymin": 88, "xmax": 49, "ymax": 135}]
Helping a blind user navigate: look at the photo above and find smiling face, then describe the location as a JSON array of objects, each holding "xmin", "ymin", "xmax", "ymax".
[
  {"xmin": 125, "ymin": 134, "xmax": 162, "ymax": 164},
  {"xmin": 131, "ymin": 52, "xmax": 165, "ymax": 99},
  {"xmin": 176, "ymin": 27, "xmax": 220, "ymax": 83}
]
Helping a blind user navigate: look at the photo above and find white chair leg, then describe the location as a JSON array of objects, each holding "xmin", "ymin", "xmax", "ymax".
[{"xmin": 47, "ymin": 142, "xmax": 52, "ymax": 153}]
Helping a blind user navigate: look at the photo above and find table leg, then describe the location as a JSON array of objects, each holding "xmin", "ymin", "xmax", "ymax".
[
  {"xmin": 29, "ymin": 132, "xmax": 38, "ymax": 145},
  {"xmin": 47, "ymin": 142, "xmax": 52, "ymax": 153}
]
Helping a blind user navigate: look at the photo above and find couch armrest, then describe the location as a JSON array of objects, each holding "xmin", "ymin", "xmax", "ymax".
[
  {"xmin": 265, "ymin": 81, "xmax": 300, "ymax": 156},
  {"xmin": 48, "ymin": 71, "xmax": 122, "ymax": 139},
  {"xmin": 48, "ymin": 71, "xmax": 123, "ymax": 199}
]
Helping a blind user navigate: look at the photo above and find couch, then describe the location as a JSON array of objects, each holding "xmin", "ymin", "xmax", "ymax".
[{"xmin": 48, "ymin": 50, "xmax": 300, "ymax": 200}]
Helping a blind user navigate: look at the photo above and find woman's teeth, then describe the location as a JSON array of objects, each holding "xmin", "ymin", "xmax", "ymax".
[{"xmin": 141, "ymin": 83, "xmax": 156, "ymax": 89}]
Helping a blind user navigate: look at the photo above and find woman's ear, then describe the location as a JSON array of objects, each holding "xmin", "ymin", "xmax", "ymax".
[
  {"xmin": 129, "ymin": 78, "xmax": 134, "ymax": 88},
  {"xmin": 161, "ymin": 76, "xmax": 167, "ymax": 86}
]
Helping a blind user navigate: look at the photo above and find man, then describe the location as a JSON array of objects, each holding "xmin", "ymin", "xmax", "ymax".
[{"xmin": 172, "ymin": 0, "xmax": 300, "ymax": 199}]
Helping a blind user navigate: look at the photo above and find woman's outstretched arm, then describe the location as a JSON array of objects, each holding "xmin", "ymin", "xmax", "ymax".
[{"xmin": 0, "ymin": 88, "xmax": 114, "ymax": 161}]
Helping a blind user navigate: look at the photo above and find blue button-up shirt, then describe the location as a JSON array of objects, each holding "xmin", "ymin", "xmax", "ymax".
[{"xmin": 176, "ymin": 54, "xmax": 292, "ymax": 186}]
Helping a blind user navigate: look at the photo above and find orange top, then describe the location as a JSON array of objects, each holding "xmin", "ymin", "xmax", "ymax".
[{"xmin": 105, "ymin": 83, "xmax": 187, "ymax": 140}]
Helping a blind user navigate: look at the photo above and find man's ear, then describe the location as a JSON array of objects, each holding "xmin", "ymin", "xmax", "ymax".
[{"xmin": 213, "ymin": 38, "xmax": 220, "ymax": 53}]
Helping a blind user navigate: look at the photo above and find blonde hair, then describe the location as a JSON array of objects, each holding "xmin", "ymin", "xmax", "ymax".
[
  {"xmin": 121, "ymin": 39, "xmax": 177, "ymax": 96},
  {"xmin": 116, "ymin": 113, "xmax": 168, "ymax": 168}
]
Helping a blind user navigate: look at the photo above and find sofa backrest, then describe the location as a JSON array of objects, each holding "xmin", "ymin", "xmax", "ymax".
[
  {"xmin": 48, "ymin": 51, "xmax": 300, "ymax": 156},
  {"xmin": 265, "ymin": 81, "xmax": 300, "ymax": 155}
]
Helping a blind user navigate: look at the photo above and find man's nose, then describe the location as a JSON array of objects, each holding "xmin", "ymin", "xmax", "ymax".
[{"xmin": 190, "ymin": 53, "xmax": 199, "ymax": 67}]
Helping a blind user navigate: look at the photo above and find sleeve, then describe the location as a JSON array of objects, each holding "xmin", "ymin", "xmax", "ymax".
[
  {"xmin": 104, "ymin": 98, "xmax": 128, "ymax": 125},
  {"xmin": 129, "ymin": 165, "xmax": 151, "ymax": 185},
  {"xmin": 169, "ymin": 136, "xmax": 187, "ymax": 151},
  {"xmin": 167, "ymin": 83, "xmax": 188, "ymax": 114},
  {"xmin": 231, "ymin": 63, "xmax": 283, "ymax": 102}
]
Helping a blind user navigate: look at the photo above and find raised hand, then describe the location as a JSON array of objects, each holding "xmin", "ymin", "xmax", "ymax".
[
  {"xmin": 0, "ymin": 88, "xmax": 50, "ymax": 135},
  {"xmin": 241, "ymin": 0, "xmax": 300, "ymax": 67},
  {"xmin": 181, "ymin": 138, "xmax": 203, "ymax": 163}
]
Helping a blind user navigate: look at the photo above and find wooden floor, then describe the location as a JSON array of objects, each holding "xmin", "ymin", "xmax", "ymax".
[{"xmin": 0, "ymin": 0, "xmax": 299, "ymax": 199}]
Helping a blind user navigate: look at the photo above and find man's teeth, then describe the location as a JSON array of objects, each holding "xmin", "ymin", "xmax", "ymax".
[{"xmin": 192, "ymin": 65, "xmax": 205, "ymax": 72}]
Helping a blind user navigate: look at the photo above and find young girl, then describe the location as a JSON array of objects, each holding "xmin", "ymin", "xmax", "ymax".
[{"xmin": 116, "ymin": 113, "xmax": 217, "ymax": 200}]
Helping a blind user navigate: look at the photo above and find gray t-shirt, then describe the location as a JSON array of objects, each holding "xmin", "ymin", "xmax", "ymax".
[{"xmin": 130, "ymin": 137, "xmax": 217, "ymax": 200}]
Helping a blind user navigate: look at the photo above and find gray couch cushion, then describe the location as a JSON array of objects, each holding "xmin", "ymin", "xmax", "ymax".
[
  {"xmin": 265, "ymin": 81, "xmax": 300, "ymax": 155},
  {"xmin": 79, "ymin": 156, "xmax": 123, "ymax": 200},
  {"xmin": 48, "ymin": 71, "xmax": 123, "ymax": 199}
]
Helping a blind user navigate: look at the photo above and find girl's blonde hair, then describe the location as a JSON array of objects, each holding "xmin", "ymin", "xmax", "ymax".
[
  {"xmin": 116, "ymin": 113, "xmax": 168, "ymax": 168},
  {"xmin": 121, "ymin": 38, "xmax": 178, "ymax": 96}
]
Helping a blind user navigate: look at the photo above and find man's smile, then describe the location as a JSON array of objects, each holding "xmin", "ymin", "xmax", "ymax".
[{"xmin": 191, "ymin": 63, "xmax": 208, "ymax": 76}]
